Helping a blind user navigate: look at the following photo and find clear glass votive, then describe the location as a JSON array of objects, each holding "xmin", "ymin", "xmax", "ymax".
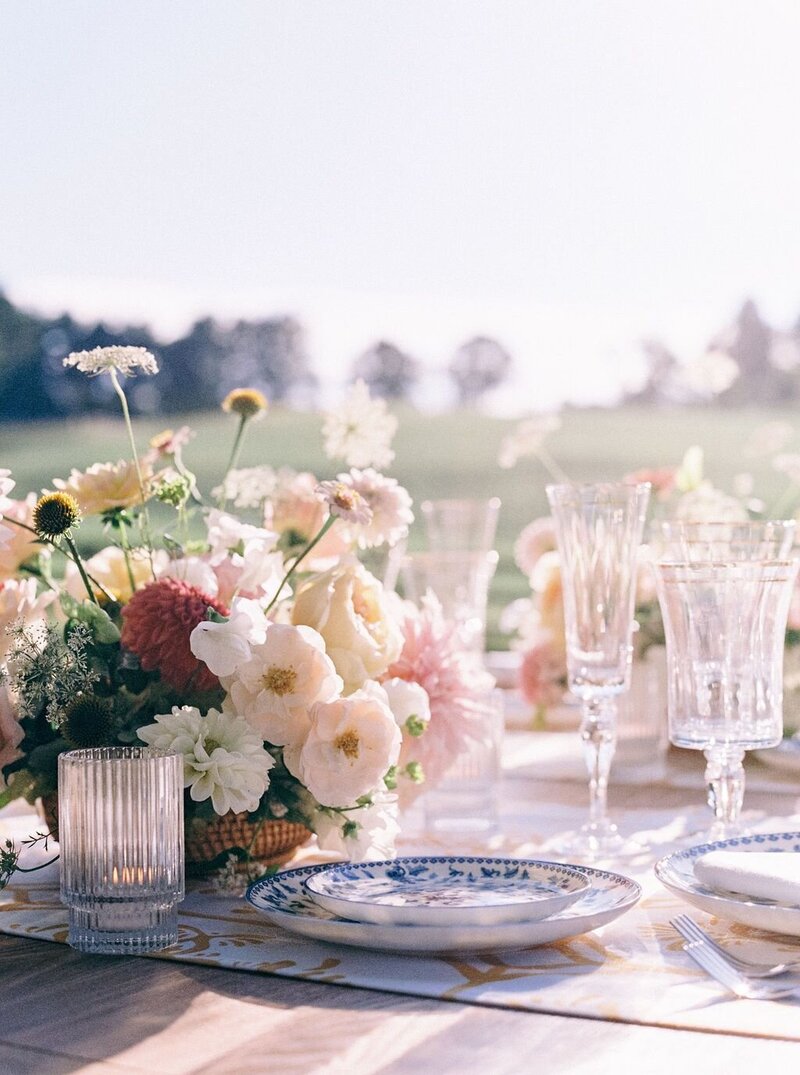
[
  {"xmin": 420, "ymin": 497, "xmax": 501, "ymax": 553},
  {"xmin": 58, "ymin": 747, "xmax": 184, "ymax": 955},
  {"xmin": 423, "ymin": 689, "xmax": 504, "ymax": 838}
]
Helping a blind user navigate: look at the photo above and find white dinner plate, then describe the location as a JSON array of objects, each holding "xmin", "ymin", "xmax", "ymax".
[
  {"xmin": 753, "ymin": 738, "xmax": 800, "ymax": 775},
  {"xmin": 655, "ymin": 832, "xmax": 800, "ymax": 936},
  {"xmin": 303, "ymin": 856, "xmax": 591, "ymax": 927},
  {"xmin": 246, "ymin": 862, "xmax": 640, "ymax": 953}
]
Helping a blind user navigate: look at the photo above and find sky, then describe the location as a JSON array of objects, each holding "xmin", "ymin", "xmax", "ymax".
[{"xmin": 2, "ymin": 1, "xmax": 800, "ymax": 411}]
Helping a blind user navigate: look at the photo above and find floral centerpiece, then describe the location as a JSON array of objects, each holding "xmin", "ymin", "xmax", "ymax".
[
  {"xmin": 498, "ymin": 417, "xmax": 800, "ymax": 727},
  {"xmin": 0, "ymin": 347, "xmax": 490, "ymax": 883}
]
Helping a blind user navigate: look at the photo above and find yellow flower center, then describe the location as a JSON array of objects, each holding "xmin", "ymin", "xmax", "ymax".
[
  {"xmin": 352, "ymin": 582, "xmax": 380, "ymax": 624},
  {"xmin": 334, "ymin": 729, "xmax": 360, "ymax": 759},
  {"xmin": 263, "ymin": 665, "xmax": 297, "ymax": 696},
  {"xmin": 332, "ymin": 484, "xmax": 357, "ymax": 511}
]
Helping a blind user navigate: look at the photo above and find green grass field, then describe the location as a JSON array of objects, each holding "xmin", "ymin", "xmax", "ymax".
[{"xmin": 2, "ymin": 404, "xmax": 797, "ymax": 647}]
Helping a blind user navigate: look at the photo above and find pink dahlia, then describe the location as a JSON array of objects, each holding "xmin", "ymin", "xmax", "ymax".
[
  {"xmin": 121, "ymin": 578, "xmax": 228, "ymax": 692},
  {"xmin": 519, "ymin": 641, "xmax": 567, "ymax": 709},
  {"xmin": 383, "ymin": 596, "xmax": 493, "ymax": 790}
]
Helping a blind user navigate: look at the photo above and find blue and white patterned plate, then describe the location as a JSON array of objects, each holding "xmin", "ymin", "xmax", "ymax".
[
  {"xmin": 303, "ymin": 856, "xmax": 591, "ymax": 926},
  {"xmin": 246, "ymin": 861, "xmax": 640, "ymax": 953},
  {"xmin": 655, "ymin": 832, "xmax": 800, "ymax": 935}
]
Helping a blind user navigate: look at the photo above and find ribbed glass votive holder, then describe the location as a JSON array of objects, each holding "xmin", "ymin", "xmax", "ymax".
[{"xmin": 58, "ymin": 746, "xmax": 184, "ymax": 955}]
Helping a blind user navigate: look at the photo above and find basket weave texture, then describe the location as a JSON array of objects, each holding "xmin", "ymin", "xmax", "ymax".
[{"xmin": 40, "ymin": 793, "xmax": 310, "ymax": 870}]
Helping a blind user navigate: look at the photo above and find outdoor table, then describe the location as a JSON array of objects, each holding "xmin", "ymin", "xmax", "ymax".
[{"xmin": 3, "ymin": 728, "xmax": 800, "ymax": 1074}]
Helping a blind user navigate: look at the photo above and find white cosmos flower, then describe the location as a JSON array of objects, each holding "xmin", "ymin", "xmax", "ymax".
[
  {"xmin": 338, "ymin": 468, "xmax": 413, "ymax": 548},
  {"xmin": 313, "ymin": 791, "xmax": 400, "ymax": 862},
  {"xmin": 315, "ymin": 480, "xmax": 373, "ymax": 525},
  {"xmin": 322, "ymin": 379, "xmax": 398, "ymax": 469},
  {"xmin": 63, "ymin": 346, "xmax": 159, "ymax": 377},
  {"xmin": 190, "ymin": 597, "xmax": 269, "ymax": 677},
  {"xmin": 221, "ymin": 623, "xmax": 342, "ymax": 763},
  {"xmin": 159, "ymin": 555, "xmax": 219, "ymax": 597},
  {"xmin": 138, "ymin": 705, "xmax": 273, "ymax": 816},
  {"xmin": 297, "ymin": 688, "xmax": 401, "ymax": 808},
  {"xmin": 211, "ymin": 465, "xmax": 279, "ymax": 510}
]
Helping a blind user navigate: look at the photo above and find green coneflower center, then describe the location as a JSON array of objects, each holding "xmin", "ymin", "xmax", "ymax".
[
  {"xmin": 63, "ymin": 695, "xmax": 113, "ymax": 748},
  {"xmin": 263, "ymin": 665, "xmax": 297, "ymax": 696},
  {"xmin": 334, "ymin": 729, "xmax": 360, "ymax": 760},
  {"xmin": 33, "ymin": 492, "xmax": 81, "ymax": 538}
]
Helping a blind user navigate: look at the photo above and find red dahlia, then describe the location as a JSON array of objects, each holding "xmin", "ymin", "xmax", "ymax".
[{"xmin": 120, "ymin": 577, "xmax": 229, "ymax": 692}]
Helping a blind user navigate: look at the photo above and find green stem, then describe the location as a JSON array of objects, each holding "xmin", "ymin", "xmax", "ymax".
[
  {"xmin": 219, "ymin": 415, "xmax": 250, "ymax": 510},
  {"xmin": 263, "ymin": 515, "xmax": 337, "ymax": 616},
  {"xmin": 116, "ymin": 522, "xmax": 138, "ymax": 596},
  {"xmin": 109, "ymin": 369, "xmax": 155, "ymax": 578},
  {"xmin": 6, "ymin": 519, "xmax": 116, "ymax": 603},
  {"xmin": 63, "ymin": 533, "xmax": 99, "ymax": 605},
  {"xmin": 536, "ymin": 444, "xmax": 571, "ymax": 484}
]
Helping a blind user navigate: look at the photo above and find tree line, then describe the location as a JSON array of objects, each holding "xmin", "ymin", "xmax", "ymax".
[{"xmin": 0, "ymin": 291, "xmax": 513, "ymax": 421}]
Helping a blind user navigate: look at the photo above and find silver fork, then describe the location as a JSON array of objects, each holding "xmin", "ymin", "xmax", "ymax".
[
  {"xmin": 672, "ymin": 913, "xmax": 800, "ymax": 978},
  {"xmin": 671, "ymin": 917, "xmax": 800, "ymax": 1000}
]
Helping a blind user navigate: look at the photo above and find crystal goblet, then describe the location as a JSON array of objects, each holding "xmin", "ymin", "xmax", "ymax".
[
  {"xmin": 546, "ymin": 481, "xmax": 651, "ymax": 858},
  {"xmin": 653, "ymin": 558, "xmax": 799, "ymax": 840}
]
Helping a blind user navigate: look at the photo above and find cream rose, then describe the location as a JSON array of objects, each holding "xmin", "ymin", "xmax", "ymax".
[{"xmin": 291, "ymin": 561, "xmax": 403, "ymax": 692}]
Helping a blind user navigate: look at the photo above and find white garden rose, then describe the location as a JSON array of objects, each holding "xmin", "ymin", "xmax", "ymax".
[
  {"xmin": 297, "ymin": 688, "xmax": 401, "ymax": 808},
  {"xmin": 291, "ymin": 560, "xmax": 403, "ymax": 693},
  {"xmin": 220, "ymin": 623, "xmax": 342, "ymax": 764},
  {"xmin": 138, "ymin": 705, "xmax": 274, "ymax": 816}
]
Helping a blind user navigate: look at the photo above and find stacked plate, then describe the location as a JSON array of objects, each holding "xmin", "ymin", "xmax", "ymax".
[
  {"xmin": 246, "ymin": 854, "xmax": 641, "ymax": 953},
  {"xmin": 655, "ymin": 832, "xmax": 800, "ymax": 936}
]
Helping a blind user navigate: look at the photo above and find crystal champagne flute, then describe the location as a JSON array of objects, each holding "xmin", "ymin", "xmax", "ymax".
[{"xmin": 546, "ymin": 481, "xmax": 651, "ymax": 858}]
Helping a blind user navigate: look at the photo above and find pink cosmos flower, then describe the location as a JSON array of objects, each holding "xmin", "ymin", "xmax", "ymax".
[
  {"xmin": 624, "ymin": 467, "xmax": 676, "ymax": 502},
  {"xmin": 514, "ymin": 517, "xmax": 557, "ymax": 578}
]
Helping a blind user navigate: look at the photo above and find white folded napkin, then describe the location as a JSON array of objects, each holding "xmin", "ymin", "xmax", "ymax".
[{"xmin": 694, "ymin": 851, "xmax": 800, "ymax": 904}]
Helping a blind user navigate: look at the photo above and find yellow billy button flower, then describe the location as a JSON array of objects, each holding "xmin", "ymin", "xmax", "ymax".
[
  {"xmin": 222, "ymin": 388, "xmax": 268, "ymax": 421},
  {"xmin": 32, "ymin": 491, "xmax": 81, "ymax": 539}
]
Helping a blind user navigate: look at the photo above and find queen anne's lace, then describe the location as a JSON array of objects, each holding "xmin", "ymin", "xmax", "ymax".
[{"xmin": 63, "ymin": 346, "xmax": 159, "ymax": 377}]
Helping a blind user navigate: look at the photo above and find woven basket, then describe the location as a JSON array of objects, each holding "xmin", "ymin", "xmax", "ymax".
[{"xmin": 40, "ymin": 793, "xmax": 310, "ymax": 873}]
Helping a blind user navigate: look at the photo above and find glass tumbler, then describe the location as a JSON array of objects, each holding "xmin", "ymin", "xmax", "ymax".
[
  {"xmin": 653, "ymin": 559, "xmax": 799, "ymax": 839},
  {"xmin": 58, "ymin": 746, "xmax": 184, "ymax": 954}
]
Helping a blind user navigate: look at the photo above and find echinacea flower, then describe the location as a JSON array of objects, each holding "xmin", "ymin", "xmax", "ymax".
[
  {"xmin": 62, "ymin": 694, "xmax": 114, "ymax": 749},
  {"xmin": 54, "ymin": 459, "xmax": 152, "ymax": 515},
  {"xmin": 63, "ymin": 346, "xmax": 159, "ymax": 377},
  {"xmin": 297, "ymin": 688, "xmax": 401, "ymax": 808},
  {"xmin": 322, "ymin": 379, "xmax": 398, "ymax": 470},
  {"xmin": 120, "ymin": 577, "xmax": 229, "ymax": 691},
  {"xmin": 32, "ymin": 492, "xmax": 81, "ymax": 539},
  {"xmin": 315, "ymin": 480, "xmax": 372, "ymax": 526},
  {"xmin": 138, "ymin": 705, "xmax": 274, "ymax": 815}
]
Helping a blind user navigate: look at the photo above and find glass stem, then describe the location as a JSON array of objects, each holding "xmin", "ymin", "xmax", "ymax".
[
  {"xmin": 704, "ymin": 747, "xmax": 746, "ymax": 833},
  {"xmin": 580, "ymin": 695, "xmax": 618, "ymax": 832}
]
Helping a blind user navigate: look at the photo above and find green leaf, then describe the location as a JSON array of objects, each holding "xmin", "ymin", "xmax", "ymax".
[{"xmin": 60, "ymin": 595, "xmax": 121, "ymax": 644}]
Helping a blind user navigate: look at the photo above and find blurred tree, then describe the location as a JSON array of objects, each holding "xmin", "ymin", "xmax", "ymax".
[
  {"xmin": 622, "ymin": 340, "xmax": 684, "ymax": 406},
  {"xmin": 715, "ymin": 299, "xmax": 797, "ymax": 405},
  {"xmin": 448, "ymin": 336, "xmax": 512, "ymax": 405},
  {"xmin": 352, "ymin": 340, "xmax": 419, "ymax": 399},
  {"xmin": 216, "ymin": 317, "xmax": 312, "ymax": 404}
]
